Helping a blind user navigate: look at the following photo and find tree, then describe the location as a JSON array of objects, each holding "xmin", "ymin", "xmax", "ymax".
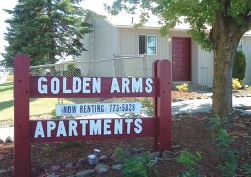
[
  {"xmin": 233, "ymin": 51, "xmax": 246, "ymax": 81},
  {"xmin": 2, "ymin": 0, "xmax": 91, "ymax": 66},
  {"xmin": 106, "ymin": 0, "xmax": 251, "ymax": 120}
]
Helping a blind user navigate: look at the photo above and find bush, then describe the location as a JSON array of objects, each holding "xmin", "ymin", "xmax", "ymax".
[
  {"xmin": 176, "ymin": 151, "xmax": 202, "ymax": 177},
  {"xmin": 233, "ymin": 51, "xmax": 246, "ymax": 81},
  {"xmin": 63, "ymin": 63, "xmax": 82, "ymax": 76},
  {"xmin": 176, "ymin": 83, "xmax": 188, "ymax": 92},
  {"xmin": 232, "ymin": 78, "xmax": 241, "ymax": 90},
  {"xmin": 115, "ymin": 147, "xmax": 158, "ymax": 177}
]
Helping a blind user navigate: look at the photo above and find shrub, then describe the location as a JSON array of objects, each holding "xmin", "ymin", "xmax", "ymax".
[
  {"xmin": 115, "ymin": 147, "xmax": 158, "ymax": 177},
  {"xmin": 233, "ymin": 51, "xmax": 246, "ymax": 81},
  {"xmin": 63, "ymin": 63, "xmax": 82, "ymax": 76},
  {"xmin": 209, "ymin": 115, "xmax": 237, "ymax": 177},
  {"xmin": 176, "ymin": 83, "xmax": 188, "ymax": 92},
  {"xmin": 176, "ymin": 151, "xmax": 202, "ymax": 177},
  {"xmin": 232, "ymin": 78, "xmax": 241, "ymax": 90},
  {"xmin": 142, "ymin": 98, "xmax": 153, "ymax": 116}
]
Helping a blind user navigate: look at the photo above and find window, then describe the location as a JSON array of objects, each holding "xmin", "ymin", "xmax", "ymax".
[
  {"xmin": 237, "ymin": 40, "xmax": 243, "ymax": 51},
  {"xmin": 139, "ymin": 35, "xmax": 157, "ymax": 55}
]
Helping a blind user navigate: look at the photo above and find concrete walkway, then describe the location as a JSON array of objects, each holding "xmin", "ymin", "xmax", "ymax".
[{"xmin": 172, "ymin": 96, "xmax": 251, "ymax": 115}]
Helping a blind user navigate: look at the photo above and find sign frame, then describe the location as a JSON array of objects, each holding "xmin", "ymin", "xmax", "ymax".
[{"xmin": 14, "ymin": 54, "xmax": 171, "ymax": 176}]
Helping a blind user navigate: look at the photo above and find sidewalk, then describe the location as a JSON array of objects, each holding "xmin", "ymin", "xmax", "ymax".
[{"xmin": 172, "ymin": 97, "xmax": 251, "ymax": 115}]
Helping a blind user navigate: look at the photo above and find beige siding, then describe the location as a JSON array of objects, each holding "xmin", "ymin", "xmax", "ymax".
[
  {"xmin": 198, "ymin": 47, "xmax": 213, "ymax": 87},
  {"xmin": 242, "ymin": 36, "xmax": 251, "ymax": 84},
  {"xmin": 191, "ymin": 40, "xmax": 199, "ymax": 83},
  {"xmin": 119, "ymin": 28, "xmax": 170, "ymax": 77},
  {"xmin": 95, "ymin": 19, "xmax": 119, "ymax": 59}
]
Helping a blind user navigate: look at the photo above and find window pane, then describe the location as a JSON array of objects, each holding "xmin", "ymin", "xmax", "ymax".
[
  {"xmin": 139, "ymin": 35, "xmax": 146, "ymax": 54},
  {"xmin": 147, "ymin": 35, "xmax": 156, "ymax": 54},
  {"xmin": 237, "ymin": 40, "xmax": 243, "ymax": 51}
]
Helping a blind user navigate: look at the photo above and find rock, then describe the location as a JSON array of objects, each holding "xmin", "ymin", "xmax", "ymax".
[
  {"xmin": 196, "ymin": 97, "xmax": 202, "ymax": 99},
  {"xmin": 149, "ymin": 151, "xmax": 160, "ymax": 160},
  {"xmin": 178, "ymin": 98, "xmax": 185, "ymax": 102},
  {"xmin": 99, "ymin": 155, "xmax": 108, "ymax": 161},
  {"xmin": 110, "ymin": 152, "xmax": 119, "ymax": 161},
  {"xmin": 236, "ymin": 123, "xmax": 245, "ymax": 128},
  {"xmin": 246, "ymin": 94, "xmax": 251, "ymax": 97},
  {"xmin": 125, "ymin": 148, "xmax": 132, "ymax": 156},
  {"xmin": 65, "ymin": 163, "xmax": 74, "ymax": 169},
  {"xmin": 172, "ymin": 98, "xmax": 178, "ymax": 102},
  {"xmin": 31, "ymin": 165, "xmax": 44, "ymax": 173},
  {"xmin": 94, "ymin": 164, "xmax": 110, "ymax": 174},
  {"xmin": 75, "ymin": 169, "xmax": 96, "ymax": 177},
  {"xmin": 0, "ymin": 139, "xmax": 4, "ymax": 144},
  {"xmin": 50, "ymin": 165, "xmax": 60, "ymax": 172},
  {"xmin": 133, "ymin": 147, "xmax": 147, "ymax": 153},
  {"xmin": 189, "ymin": 98, "xmax": 194, "ymax": 100},
  {"xmin": 76, "ymin": 159, "xmax": 86, "ymax": 169},
  {"xmin": 111, "ymin": 164, "xmax": 123, "ymax": 170},
  {"xmin": 162, "ymin": 150, "xmax": 176, "ymax": 159},
  {"xmin": 5, "ymin": 136, "xmax": 13, "ymax": 143}
]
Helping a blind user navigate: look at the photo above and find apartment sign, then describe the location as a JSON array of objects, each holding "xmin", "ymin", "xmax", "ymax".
[{"xmin": 14, "ymin": 54, "xmax": 172, "ymax": 177}]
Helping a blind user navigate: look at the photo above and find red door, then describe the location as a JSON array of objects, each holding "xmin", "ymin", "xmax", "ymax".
[{"xmin": 172, "ymin": 37, "xmax": 191, "ymax": 81}]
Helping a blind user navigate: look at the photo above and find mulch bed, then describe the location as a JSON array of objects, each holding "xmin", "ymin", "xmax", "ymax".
[{"xmin": 0, "ymin": 91, "xmax": 250, "ymax": 177}]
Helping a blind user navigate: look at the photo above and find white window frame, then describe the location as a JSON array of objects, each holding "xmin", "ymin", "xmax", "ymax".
[
  {"xmin": 138, "ymin": 34, "xmax": 157, "ymax": 55},
  {"xmin": 237, "ymin": 40, "xmax": 243, "ymax": 51}
]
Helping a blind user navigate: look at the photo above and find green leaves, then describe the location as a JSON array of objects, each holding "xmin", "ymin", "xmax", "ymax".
[
  {"xmin": 2, "ymin": 0, "xmax": 90, "ymax": 67},
  {"xmin": 176, "ymin": 151, "xmax": 202, "ymax": 177}
]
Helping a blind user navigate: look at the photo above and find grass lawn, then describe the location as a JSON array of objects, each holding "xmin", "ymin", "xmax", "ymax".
[{"xmin": 0, "ymin": 81, "xmax": 75, "ymax": 122}]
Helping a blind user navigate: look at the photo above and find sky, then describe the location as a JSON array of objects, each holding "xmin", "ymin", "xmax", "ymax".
[{"xmin": 0, "ymin": 0, "xmax": 114, "ymax": 61}]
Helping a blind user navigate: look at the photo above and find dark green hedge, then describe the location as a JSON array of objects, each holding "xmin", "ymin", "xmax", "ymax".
[{"xmin": 233, "ymin": 51, "xmax": 246, "ymax": 81}]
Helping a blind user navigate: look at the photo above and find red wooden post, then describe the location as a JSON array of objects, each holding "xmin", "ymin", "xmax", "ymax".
[
  {"xmin": 152, "ymin": 60, "xmax": 159, "ymax": 151},
  {"xmin": 156, "ymin": 60, "xmax": 172, "ymax": 151},
  {"xmin": 14, "ymin": 54, "xmax": 31, "ymax": 177}
]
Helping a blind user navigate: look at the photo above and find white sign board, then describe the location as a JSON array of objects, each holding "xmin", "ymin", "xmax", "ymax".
[{"xmin": 56, "ymin": 102, "xmax": 142, "ymax": 116}]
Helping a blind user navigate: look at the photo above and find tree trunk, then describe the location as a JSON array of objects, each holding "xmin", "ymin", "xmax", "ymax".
[
  {"xmin": 212, "ymin": 46, "xmax": 235, "ymax": 120},
  {"xmin": 210, "ymin": 12, "xmax": 245, "ymax": 120}
]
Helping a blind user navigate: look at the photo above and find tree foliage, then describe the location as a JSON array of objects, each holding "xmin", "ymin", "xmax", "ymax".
[
  {"xmin": 233, "ymin": 51, "xmax": 246, "ymax": 81},
  {"xmin": 106, "ymin": 0, "xmax": 251, "ymax": 119},
  {"xmin": 2, "ymin": 0, "xmax": 91, "ymax": 66}
]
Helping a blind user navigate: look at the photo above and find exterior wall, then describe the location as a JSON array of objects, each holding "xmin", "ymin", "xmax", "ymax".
[
  {"xmin": 119, "ymin": 28, "xmax": 169, "ymax": 77},
  {"xmin": 198, "ymin": 46, "xmax": 214, "ymax": 87},
  {"xmin": 242, "ymin": 36, "xmax": 251, "ymax": 84},
  {"xmin": 191, "ymin": 40, "xmax": 199, "ymax": 84},
  {"xmin": 95, "ymin": 19, "xmax": 119, "ymax": 60},
  {"xmin": 78, "ymin": 15, "xmax": 216, "ymax": 84},
  {"xmin": 76, "ymin": 15, "xmax": 119, "ymax": 76}
]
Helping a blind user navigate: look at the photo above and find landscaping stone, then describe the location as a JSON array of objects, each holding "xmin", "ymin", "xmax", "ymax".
[
  {"xmin": 110, "ymin": 152, "xmax": 119, "ymax": 161},
  {"xmin": 65, "ymin": 162, "xmax": 74, "ymax": 169},
  {"xmin": 99, "ymin": 155, "xmax": 108, "ymax": 161},
  {"xmin": 178, "ymin": 98, "xmax": 185, "ymax": 101},
  {"xmin": 75, "ymin": 169, "xmax": 96, "ymax": 177},
  {"xmin": 50, "ymin": 165, "xmax": 60, "ymax": 172},
  {"xmin": 0, "ymin": 139, "xmax": 4, "ymax": 144},
  {"xmin": 76, "ymin": 159, "xmax": 86, "ymax": 169},
  {"xmin": 149, "ymin": 151, "xmax": 160, "ymax": 160},
  {"xmin": 94, "ymin": 164, "xmax": 110, "ymax": 174},
  {"xmin": 133, "ymin": 147, "xmax": 146, "ymax": 153},
  {"xmin": 111, "ymin": 164, "xmax": 123, "ymax": 170},
  {"xmin": 5, "ymin": 136, "xmax": 13, "ymax": 143},
  {"xmin": 31, "ymin": 165, "xmax": 44, "ymax": 173},
  {"xmin": 162, "ymin": 150, "xmax": 176, "ymax": 159}
]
